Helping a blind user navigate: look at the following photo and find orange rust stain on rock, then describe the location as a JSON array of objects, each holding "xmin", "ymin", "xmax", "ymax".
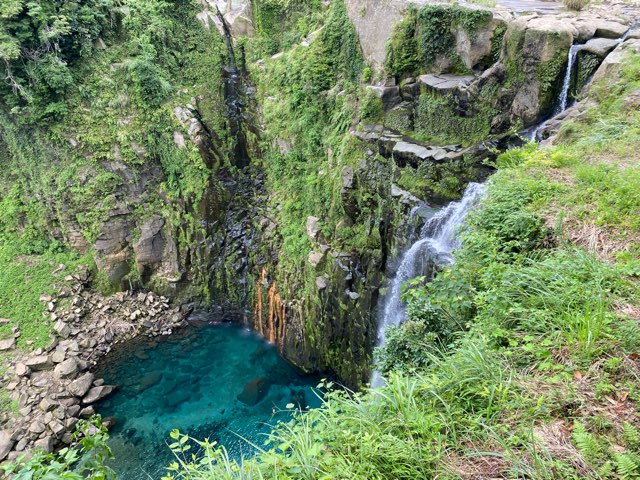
[
  {"xmin": 255, "ymin": 269, "xmax": 287, "ymax": 350},
  {"xmin": 268, "ymin": 282, "xmax": 277, "ymax": 344},
  {"xmin": 255, "ymin": 268, "xmax": 267, "ymax": 337}
]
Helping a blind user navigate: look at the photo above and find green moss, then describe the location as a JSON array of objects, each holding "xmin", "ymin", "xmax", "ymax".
[
  {"xmin": 0, "ymin": 0, "xmax": 232, "ymax": 302},
  {"xmin": 248, "ymin": 0, "xmax": 324, "ymax": 59},
  {"xmin": 414, "ymin": 85, "xmax": 498, "ymax": 145},
  {"xmin": 489, "ymin": 22, "xmax": 507, "ymax": 64},
  {"xmin": 385, "ymin": 5, "xmax": 493, "ymax": 78},
  {"xmin": 537, "ymin": 44, "xmax": 569, "ymax": 112}
]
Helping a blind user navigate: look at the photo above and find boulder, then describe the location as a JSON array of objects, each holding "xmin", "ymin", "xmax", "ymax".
[
  {"xmin": 133, "ymin": 215, "xmax": 165, "ymax": 272},
  {"xmin": 79, "ymin": 406, "xmax": 95, "ymax": 418},
  {"xmin": 237, "ymin": 377, "xmax": 271, "ymax": 406},
  {"xmin": 315, "ymin": 276, "xmax": 329, "ymax": 291},
  {"xmin": 393, "ymin": 141, "xmax": 432, "ymax": 161},
  {"xmin": 54, "ymin": 357, "xmax": 80, "ymax": 380},
  {"xmin": 391, "ymin": 185, "xmax": 423, "ymax": 207},
  {"xmin": 25, "ymin": 355, "xmax": 53, "ymax": 372},
  {"xmin": 306, "ymin": 217, "xmax": 321, "ymax": 241},
  {"xmin": 0, "ymin": 430, "xmax": 13, "ymax": 461},
  {"xmin": 34, "ymin": 436, "xmax": 54, "ymax": 453},
  {"xmin": 455, "ymin": 17, "xmax": 506, "ymax": 70},
  {"xmin": 341, "ymin": 166, "xmax": 355, "ymax": 189},
  {"xmin": 366, "ymin": 85, "xmax": 402, "ymax": 111},
  {"xmin": 39, "ymin": 397, "xmax": 58, "ymax": 412},
  {"xmin": 49, "ymin": 420, "xmax": 65, "ymax": 438},
  {"xmin": 54, "ymin": 320, "xmax": 71, "ymax": 339},
  {"xmin": 419, "ymin": 74, "xmax": 474, "ymax": 94},
  {"xmin": 51, "ymin": 349, "xmax": 66, "ymax": 364},
  {"xmin": 15, "ymin": 363, "xmax": 30, "ymax": 377},
  {"xmin": 345, "ymin": 0, "xmax": 406, "ymax": 68},
  {"xmin": 592, "ymin": 40, "xmax": 640, "ymax": 84},
  {"xmin": 82, "ymin": 385, "xmax": 115, "ymax": 404},
  {"xmin": 308, "ymin": 251, "xmax": 325, "ymax": 268},
  {"xmin": 28, "ymin": 420, "xmax": 46, "ymax": 434},
  {"xmin": 582, "ymin": 37, "xmax": 620, "ymax": 58},
  {"xmin": 572, "ymin": 18, "xmax": 598, "ymax": 43},
  {"xmin": 594, "ymin": 20, "xmax": 629, "ymax": 39},
  {"xmin": 0, "ymin": 337, "xmax": 15, "ymax": 351}
]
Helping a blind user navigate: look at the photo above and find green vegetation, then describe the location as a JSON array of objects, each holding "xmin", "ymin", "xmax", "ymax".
[
  {"xmin": 246, "ymin": 0, "xmax": 393, "ymax": 383},
  {"xmin": 248, "ymin": 0, "xmax": 367, "ymax": 263},
  {"xmin": 384, "ymin": 5, "xmax": 493, "ymax": 78},
  {"xmin": 0, "ymin": 0, "xmax": 232, "ymax": 296},
  {"xmin": 249, "ymin": 0, "xmax": 324, "ymax": 59},
  {"xmin": 155, "ymin": 51, "xmax": 640, "ymax": 479},
  {"xmin": 0, "ymin": 241, "xmax": 93, "ymax": 348},
  {"xmin": 563, "ymin": 0, "xmax": 591, "ymax": 11},
  {"xmin": 0, "ymin": 417, "xmax": 115, "ymax": 479},
  {"xmin": 414, "ymin": 86, "xmax": 499, "ymax": 145}
]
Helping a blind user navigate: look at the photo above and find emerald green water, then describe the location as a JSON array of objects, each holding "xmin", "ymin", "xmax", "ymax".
[{"xmin": 95, "ymin": 323, "xmax": 322, "ymax": 479}]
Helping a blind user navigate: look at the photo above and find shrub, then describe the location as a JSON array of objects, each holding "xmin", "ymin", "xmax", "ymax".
[{"xmin": 563, "ymin": 0, "xmax": 590, "ymax": 11}]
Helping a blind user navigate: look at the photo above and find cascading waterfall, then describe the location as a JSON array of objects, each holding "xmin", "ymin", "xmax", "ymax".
[
  {"xmin": 371, "ymin": 182, "xmax": 486, "ymax": 387},
  {"xmin": 523, "ymin": 24, "xmax": 637, "ymax": 142}
]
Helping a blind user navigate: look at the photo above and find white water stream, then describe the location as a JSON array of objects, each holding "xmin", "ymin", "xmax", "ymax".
[
  {"xmin": 371, "ymin": 182, "xmax": 486, "ymax": 387},
  {"xmin": 523, "ymin": 25, "xmax": 636, "ymax": 142}
]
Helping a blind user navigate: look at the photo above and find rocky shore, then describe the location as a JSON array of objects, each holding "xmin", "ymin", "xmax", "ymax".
[{"xmin": 0, "ymin": 268, "xmax": 191, "ymax": 463}]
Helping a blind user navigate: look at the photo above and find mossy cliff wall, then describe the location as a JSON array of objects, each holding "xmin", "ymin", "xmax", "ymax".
[{"xmin": 1, "ymin": 0, "xmax": 633, "ymax": 387}]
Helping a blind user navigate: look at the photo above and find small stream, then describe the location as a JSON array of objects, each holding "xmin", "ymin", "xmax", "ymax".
[{"xmin": 95, "ymin": 323, "xmax": 321, "ymax": 479}]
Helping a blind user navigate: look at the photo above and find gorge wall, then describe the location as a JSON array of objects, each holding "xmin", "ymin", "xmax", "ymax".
[{"xmin": 1, "ymin": 0, "xmax": 638, "ymax": 388}]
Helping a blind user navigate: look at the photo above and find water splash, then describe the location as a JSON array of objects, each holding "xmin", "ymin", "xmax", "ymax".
[{"xmin": 371, "ymin": 183, "xmax": 486, "ymax": 387}]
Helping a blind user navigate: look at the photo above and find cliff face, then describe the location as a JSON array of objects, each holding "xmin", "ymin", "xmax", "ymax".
[{"xmin": 1, "ymin": 0, "xmax": 638, "ymax": 387}]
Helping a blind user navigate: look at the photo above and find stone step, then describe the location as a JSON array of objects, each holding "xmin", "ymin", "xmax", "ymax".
[{"xmin": 418, "ymin": 74, "xmax": 475, "ymax": 94}]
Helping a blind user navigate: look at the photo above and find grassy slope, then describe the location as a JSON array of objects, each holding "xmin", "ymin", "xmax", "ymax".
[{"xmin": 161, "ymin": 53, "xmax": 640, "ymax": 479}]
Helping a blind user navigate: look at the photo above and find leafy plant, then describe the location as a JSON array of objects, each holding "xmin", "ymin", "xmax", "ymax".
[{"xmin": 0, "ymin": 417, "xmax": 115, "ymax": 479}]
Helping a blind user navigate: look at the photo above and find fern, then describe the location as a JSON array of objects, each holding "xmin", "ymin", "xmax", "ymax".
[
  {"xmin": 597, "ymin": 460, "xmax": 615, "ymax": 479},
  {"xmin": 623, "ymin": 422, "xmax": 640, "ymax": 449},
  {"xmin": 614, "ymin": 452, "xmax": 640, "ymax": 479},
  {"xmin": 572, "ymin": 422, "xmax": 601, "ymax": 463}
]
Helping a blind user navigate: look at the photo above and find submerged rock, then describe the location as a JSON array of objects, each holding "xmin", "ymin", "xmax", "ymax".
[
  {"xmin": 136, "ymin": 371, "xmax": 163, "ymax": 393},
  {"xmin": 237, "ymin": 377, "xmax": 271, "ymax": 406},
  {"xmin": 164, "ymin": 390, "xmax": 191, "ymax": 409}
]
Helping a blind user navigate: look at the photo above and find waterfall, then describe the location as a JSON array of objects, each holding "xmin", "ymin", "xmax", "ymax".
[
  {"xmin": 556, "ymin": 44, "xmax": 583, "ymax": 115},
  {"xmin": 522, "ymin": 43, "xmax": 583, "ymax": 141},
  {"xmin": 371, "ymin": 182, "xmax": 486, "ymax": 387},
  {"xmin": 523, "ymin": 25, "xmax": 637, "ymax": 142}
]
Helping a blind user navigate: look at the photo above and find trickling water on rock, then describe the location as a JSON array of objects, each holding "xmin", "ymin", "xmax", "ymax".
[
  {"xmin": 371, "ymin": 183, "xmax": 486, "ymax": 387},
  {"xmin": 95, "ymin": 323, "xmax": 321, "ymax": 479},
  {"xmin": 556, "ymin": 44, "xmax": 583, "ymax": 115}
]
